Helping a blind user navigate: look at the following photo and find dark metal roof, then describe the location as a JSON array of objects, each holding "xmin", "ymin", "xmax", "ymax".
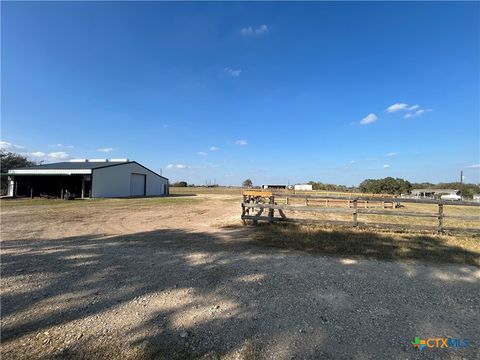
[
  {"xmin": 10, "ymin": 161, "xmax": 169, "ymax": 180},
  {"xmin": 13, "ymin": 161, "xmax": 131, "ymax": 170}
]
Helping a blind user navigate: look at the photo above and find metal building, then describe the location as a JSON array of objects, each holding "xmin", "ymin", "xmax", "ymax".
[{"xmin": 7, "ymin": 159, "xmax": 169, "ymax": 198}]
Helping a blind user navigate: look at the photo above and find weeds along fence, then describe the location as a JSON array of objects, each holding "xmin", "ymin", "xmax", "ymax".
[{"xmin": 241, "ymin": 192, "xmax": 480, "ymax": 234}]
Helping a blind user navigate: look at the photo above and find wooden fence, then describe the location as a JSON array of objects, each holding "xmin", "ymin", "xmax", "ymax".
[{"xmin": 241, "ymin": 192, "xmax": 480, "ymax": 234}]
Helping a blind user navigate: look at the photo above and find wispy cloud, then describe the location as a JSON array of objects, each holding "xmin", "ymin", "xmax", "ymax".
[
  {"xmin": 48, "ymin": 152, "xmax": 69, "ymax": 160},
  {"xmin": 0, "ymin": 141, "xmax": 25, "ymax": 150},
  {"xmin": 386, "ymin": 102, "xmax": 431, "ymax": 118},
  {"xmin": 209, "ymin": 146, "xmax": 219, "ymax": 151},
  {"xmin": 386, "ymin": 103, "xmax": 420, "ymax": 113},
  {"xmin": 166, "ymin": 164, "xmax": 189, "ymax": 169},
  {"xmin": 49, "ymin": 143, "xmax": 74, "ymax": 149},
  {"xmin": 386, "ymin": 103, "xmax": 409, "ymax": 113},
  {"xmin": 383, "ymin": 164, "xmax": 390, "ymax": 168},
  {"xmin": 197, "ymin": 152, "xmax": 208, "ymax": 156},
  {"xmin": 224, "ymin": 67, "xmax": 241, "ymax": 77},
  {"xmin": 467, "ymin": 164, "xmax": 480, "ymax": 168},
  {"xmin": 30, "ymin": 151, "xmax": 70, "ymax": 161},
  {"xmin": 241, "ymin": 24, "xmax": 269, "ymax": 36},
  {"xmin": 386, "ymin": 152, "xmax": 397, "ymax": 157},
  {"xmin": 404, "ymin": 109, "xmax": 432, "ymax": 118},
  {"xmin": 235, "ymin": 139, "xmax": 248, "ymax": 146},
  {"xmin": 97, "ymin": 147, "xmax": 114, "ymax": 153},
  {"xmin": 360, "ymin": 113, "xmax": 378, "ymax": 125}
]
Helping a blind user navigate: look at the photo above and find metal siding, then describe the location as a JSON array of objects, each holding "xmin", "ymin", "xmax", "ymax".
[
  {"xmin": 130, "ymin": 174, "xmax": 146, "ymax": 196},
  {"xmin": 92, "ymin": 162, "xmax": 168, "ymax": 198}
]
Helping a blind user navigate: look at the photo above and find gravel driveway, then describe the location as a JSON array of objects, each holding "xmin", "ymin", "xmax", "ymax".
[{"xmin": 1, "ymin": 196, "xmax": 478, "ymax": 359}]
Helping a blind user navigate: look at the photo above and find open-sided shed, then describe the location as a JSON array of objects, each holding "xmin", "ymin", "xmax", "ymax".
[{"xmin": 7, "ymin": 159, "xmax": 169, "ymax": 198}]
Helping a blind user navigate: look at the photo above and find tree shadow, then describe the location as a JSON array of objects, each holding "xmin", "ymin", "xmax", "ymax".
[
  {"xmin": 249, "ymin": 223, "xmax": 480, "ymax": 267},
  {"xmin": 1, "ymin": 227, "xmax": 479, "ymax": 359}
]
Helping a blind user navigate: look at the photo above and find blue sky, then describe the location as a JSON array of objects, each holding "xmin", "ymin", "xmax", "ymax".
[{"xmin": 1, "ymin": 1, "xmax": 479, "ymax": 186}]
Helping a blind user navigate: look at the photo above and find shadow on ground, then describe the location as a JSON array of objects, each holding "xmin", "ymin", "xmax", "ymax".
[
  {"xmin": 250, "ymin": 223, "xmax": 480, "ymax": 267},
  {"xmin": 1, "ymin": 227, "xmax": 478, "ymax": 359}
]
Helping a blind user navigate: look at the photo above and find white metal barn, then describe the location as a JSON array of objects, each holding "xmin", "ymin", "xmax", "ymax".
[
  {"xmin": 294, "ymin": 184, "xmax": 313, "ymax": 191},
  {"xmin": 7, "ymin": 159, "xmax": 169, "ymax": 198}
]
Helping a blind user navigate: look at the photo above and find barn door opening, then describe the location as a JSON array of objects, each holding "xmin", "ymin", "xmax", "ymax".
[{"xmin": 130, "ymin": 173, "xmax": 146, "ymax": 197}]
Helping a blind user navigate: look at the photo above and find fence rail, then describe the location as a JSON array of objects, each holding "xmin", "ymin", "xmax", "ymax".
[{"xmin": 241, "ymin": 192, "xmax": 480, "ymax": 234}]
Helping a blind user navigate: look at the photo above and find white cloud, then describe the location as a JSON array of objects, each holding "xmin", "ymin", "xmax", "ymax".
[
  {"xmin": 0, "ymin": 141, "xmax": 25, "ymax": 150},
  {"xmin": 209, "ymin": 146, "xmax": 219, "ymax": 151},
  {"xmin": 386, "ymin": 102, "xmax": 431, "ymax": 118},
  {"xmin": 97, "ymin": 147, "xmax": 114, "ymax": 153},
  {"xmin": 386, "ymin": 103, "xmax": 409, "ymax": 113},
  {"xmin": 31, "ymin": 151, "xmax": 46, "ymax": 157},
  {"xmin": 387, "ymin": 103, "xmax": 422, "ymax": 113},
  {"xmin": 467, "ymin": 164, "xmax": 480, "ymax": 168},
  {"xmin": 235, "ymin": 139, "xmax": 248, "ymax": 146},
  {"xmin": 386, "ymin": 152, "xmax": 397, "ymax": 157},
  {"xmin": 360, "ymin": 113, "xmax": 378, "ymax": 125},
  {"xmin": 50, "ymin": 143, "xmax": 74, "ymax": 149},
  {"xmin": 350, "ymin": 160, "xmax": 356, "ymax": 164},
  {"xmin": 29, "ymin": 151, "xmax": 70, "ymax": 161},
  {"xmin": 224, "ymin": 67, "xmax": 241, "ymax": 77},
  {"xmin": 48, "ymin": 152, "xmax": 69, "ymax": 160},
  {"xmin": 404, "ymin": 109, "xmax": 432, "ymax": 118},
  {"xmin": 241, "ymin": 24, "xmax": 269, "ymax": 36},
  {"xmin": 166, "ymin": 164, "xmax": 188, "ymax": 169},
  {"xmin": 383, "ymin": 164, "xmax": 390, "ymax": 168},
  {"xmin": 197, "ymin": 152, "xmax": 208, "ymax": 156}
]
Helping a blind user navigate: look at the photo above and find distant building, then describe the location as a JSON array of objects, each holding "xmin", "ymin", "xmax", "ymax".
[
  {"xmin": 294, "ymin": 184, "xmax": 313, "ymax": 191},
  {"xmin": 473, "ymin": 194, "xmax": 480, "ymax": 202},
  {"xmin": 262, "ymin": 184, "xmax": 287, "ymax": 190},
  {"xmin": 411, "ymin": 189, "xmax": 459, "ymax": 199}
]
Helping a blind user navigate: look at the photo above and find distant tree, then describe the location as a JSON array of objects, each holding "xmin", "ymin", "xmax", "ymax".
[
  {"xmin": 171, "ymin": 181, "xmax": 187, "ymax": 187},
  {"xmin": 0, "ymin": 151, "xmax": 36, "ymax": 194},
  {"xmin": 307, "ymin": 181, "xmax": 355, "ymax": 193},
  {"xmin": 1, "ymin": 151, "xmax": 35, "ymax": 174},
  {"xmin": 359, "ymin": 177, "xmax": 412, "ymax": 195},
  {"xmin": 242, "ymin": 179, "xmax": 253, "ymax": 188}
]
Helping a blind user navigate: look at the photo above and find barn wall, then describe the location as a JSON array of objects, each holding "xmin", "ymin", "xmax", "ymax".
[{"xmin": 91, "ymin": 162, "xmax": 168, "ymax": 198}]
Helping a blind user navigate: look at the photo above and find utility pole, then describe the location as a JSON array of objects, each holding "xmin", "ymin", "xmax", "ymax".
[{"xmin": 460, "ymin": 170, "xmax": 463, "ymax": 184}]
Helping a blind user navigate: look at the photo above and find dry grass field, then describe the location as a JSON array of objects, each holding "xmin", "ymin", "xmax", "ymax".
[{"xmin": 1, "ymin": 192, "xmax": 479, "ymax": 359}]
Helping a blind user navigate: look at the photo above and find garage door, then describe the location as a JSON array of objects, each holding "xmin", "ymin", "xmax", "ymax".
[{"xmin": 130, "ymin": 173, "xmax": 146, "ymax": 196}]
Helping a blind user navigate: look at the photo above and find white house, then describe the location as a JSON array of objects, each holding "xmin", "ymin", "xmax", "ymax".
[{"xmin": 7, "ymin": 159, "xmax": 169, "ymax": 198}]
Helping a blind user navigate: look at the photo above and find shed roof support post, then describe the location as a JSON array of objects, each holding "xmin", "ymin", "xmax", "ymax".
[{"xmin": 81, "ymin": 177, "xmax": 85, "ymax": 199}]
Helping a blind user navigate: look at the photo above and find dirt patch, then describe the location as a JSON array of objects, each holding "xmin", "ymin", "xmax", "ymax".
[{"xmin": 1, "ymin": 195, "xmax": 479, "ymax": 359}]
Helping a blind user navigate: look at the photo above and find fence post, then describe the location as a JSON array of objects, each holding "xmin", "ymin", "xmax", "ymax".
[
  {"xmin": 353, "ymin": 199, "xmax": 358, "ymax": 227},
  {"xmin": 268, "ymin": 196, "xmax": 275, "ymax": 223},
  {"xmin": 305, "ymin": 197, "xmax": 308, "ymax": 206},
  {"xmin": 438, "ymin": 203, "xmax": 444, "ymax": 234},
  {"xmin": 241, "ymin": 203, "xmax": 246, "ymax": 225}
]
